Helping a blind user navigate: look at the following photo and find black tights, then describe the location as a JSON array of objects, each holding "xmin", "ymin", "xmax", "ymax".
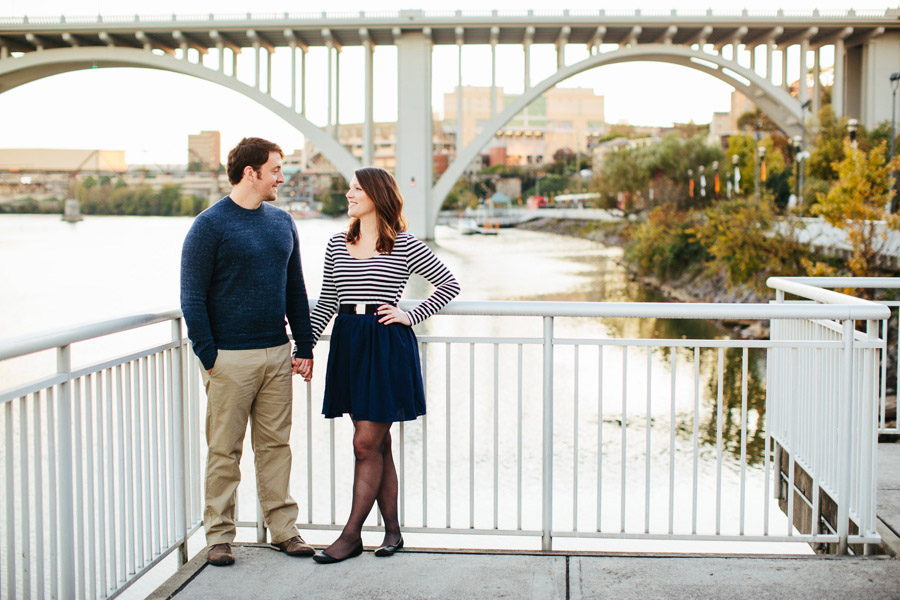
[{"xmin": 324, "ymin": 420, "xmax": 401, "ymax": 558}]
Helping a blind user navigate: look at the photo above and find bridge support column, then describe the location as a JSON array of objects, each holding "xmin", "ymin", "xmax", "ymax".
[
  {"xmin": 798, "ymin": 38, "xmax": 809, "ymax": 107},
  {"xmin": 833, "ymin": 39, "xmax": 845, "ymax": 117},
  {"xmin": 396, "ymin": 31, "xmax": 433, "ymax": 239},
  {"xmin": 813, "ymin": 47, "xmax": 822, "ymax": 115},
  {"xmin": 860, "ymin": 33, "xmax": 900, "ymax": 128}
]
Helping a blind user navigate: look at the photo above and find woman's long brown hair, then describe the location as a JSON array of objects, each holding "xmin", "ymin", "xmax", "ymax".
[{"xmin": 346, "ymin": 167, "xmax": 408, "ymax": 254}]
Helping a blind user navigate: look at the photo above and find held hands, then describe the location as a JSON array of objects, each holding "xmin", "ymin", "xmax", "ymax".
[
  {"xmin": 377, "ymin": 304, "xmax": 411, "ymax": 326},
  {"xmin": 292, "ymin": 357, "xmax": 314, "ymax": 382}
]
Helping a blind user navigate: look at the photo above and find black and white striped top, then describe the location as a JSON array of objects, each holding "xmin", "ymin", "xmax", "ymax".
[{"xmin": 310, "ymin": 231, "xmax": 460, "ymax": 342}]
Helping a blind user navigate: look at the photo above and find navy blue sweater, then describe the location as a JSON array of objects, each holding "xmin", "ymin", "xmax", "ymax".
[{"xmin": 180, "ymin": 197, "xmax": 314, "ymax": 370}]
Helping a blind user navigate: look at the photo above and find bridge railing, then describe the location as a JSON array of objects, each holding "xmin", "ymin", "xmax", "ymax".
[
  {"xmin": 770, "ymin": 277, "xmax": 900, "ymax": 435},
  {"xmin": 767, "ymin": 277, "xmax": 891, "ymax": 554},
  {"xmin": 0, "ymin": 285, "xmax": 888, "ymax": 599}
]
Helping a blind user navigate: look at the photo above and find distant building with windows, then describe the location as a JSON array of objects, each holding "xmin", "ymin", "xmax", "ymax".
[
  {"xmin": 187, "ymin": 130, "xmax": 221, "ymax": 171},
  {"xmin": 442, "ymin": 85, "xmax": 606, "ymax": 166},
  {"xmin": 302, "ymin": 120, "xmax": 456, "ymax": 174}
]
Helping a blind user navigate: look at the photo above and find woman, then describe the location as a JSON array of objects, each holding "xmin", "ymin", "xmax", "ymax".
[{"xmin": 304, "ymin": 167, "xmax": 460, "ymax": 563}]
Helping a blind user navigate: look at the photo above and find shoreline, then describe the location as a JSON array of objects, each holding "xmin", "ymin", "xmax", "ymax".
[{"xmin": 516, "ymin": 217, "xmax": 771, "ymax": 339}]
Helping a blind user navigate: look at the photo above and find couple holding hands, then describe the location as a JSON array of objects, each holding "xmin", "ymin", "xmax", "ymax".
[{"xmin": 180, "ymin": 137, "xmax": 459, "ymax": 566}]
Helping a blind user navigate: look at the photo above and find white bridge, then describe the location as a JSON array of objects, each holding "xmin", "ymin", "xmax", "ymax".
[{"xmin": 1, "ymin": 9, "xmax": 899, "ymax": 238}]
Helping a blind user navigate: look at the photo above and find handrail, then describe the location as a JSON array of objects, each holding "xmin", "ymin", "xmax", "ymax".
[
  {"xmin": 770, "ymin": 276, "xmax": 900, "ymax": 290},
  {"xmin": 0, "ymin": 299, "xmax": 890, "ymax": 362},
  {"xmin": 1, "ymin": 9, "xmax": 893, "ymax": 25},
  {"xmin": 767, "ymin": 277, "xmax": 884, "ymax": 307},
  {"xmin": 0, "ymin": 309, "xmax": 181, "ymax": 361}
]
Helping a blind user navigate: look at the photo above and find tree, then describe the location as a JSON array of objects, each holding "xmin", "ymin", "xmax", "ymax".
[
  {"xmin": 693, "ymin": 197, "xmax": 810, "ymax": 294},
  {"xmin": 318, "ymin": 176, "xmax": 349, "ymax": 216},
  {"xmin": 811, "ymin": 140, "xmax": 900, "ymax": 277}
]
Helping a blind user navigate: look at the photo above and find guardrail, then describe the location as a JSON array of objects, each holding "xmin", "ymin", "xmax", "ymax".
[
  {"xmin": 0, "ymin": 283, "xmax": 888, "ymax": 599},
  {"xmin": 771, "ymin": 277, "xmax": 899, "ymax": 435}
]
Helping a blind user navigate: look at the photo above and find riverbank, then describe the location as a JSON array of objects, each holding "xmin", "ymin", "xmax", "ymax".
[{"xmin": 517, "ymin": 217, "xmax": 771, "ymax": 338}]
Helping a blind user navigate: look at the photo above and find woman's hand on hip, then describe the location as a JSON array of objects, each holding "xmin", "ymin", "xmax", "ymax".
[{"xmin": 377, "ymin": 304, "xmax": 411, "ymax": 326}]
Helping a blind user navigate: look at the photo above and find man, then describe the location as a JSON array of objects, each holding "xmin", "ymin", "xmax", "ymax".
[{"xmin": 181, "ymin": 137, "xmax": 315, "ymax": 567}]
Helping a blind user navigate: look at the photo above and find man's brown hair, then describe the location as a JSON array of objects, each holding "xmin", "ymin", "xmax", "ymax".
[
  {"xmin": 226, "ymin": 137, "xmax": 284, "ymax": 185},
  {"xmin": 346, "ymin": 167, "xmax": 408, "ymax": 254}
]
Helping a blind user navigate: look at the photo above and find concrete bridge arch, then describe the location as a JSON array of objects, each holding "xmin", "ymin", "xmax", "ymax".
[
  {"xmin": 0, "ymin": 46, "xmax": 361, "ymax": 180},
  {"xmin": 432, "ymin": 44, "xmax": 803, "ymax": 230}
]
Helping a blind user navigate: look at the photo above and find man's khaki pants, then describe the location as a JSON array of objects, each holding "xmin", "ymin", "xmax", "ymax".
[{"xmin": 201, "ymin": 342, "xmax": 299, "ymax": 545}]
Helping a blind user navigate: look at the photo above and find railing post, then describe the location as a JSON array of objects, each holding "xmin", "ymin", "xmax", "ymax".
[
  {"xmin": 837, "ymin": 318, "xmax": 854, "ymax": 554},
  {"xmin": 172, "ymin": 319, "xmax": 188, "ymax": 565},
  {"xmin": 57, "ymin": 345, "xmax": 76, "ymax": 599},
  {"xmin": 864, "ymin": 319, "xmax": 879, "ymax": 555},
  {"xmin": 257, "ymin": 501, "xmax": 267, "ymax": 543},
  {"xmin": 542, "ymin": 316, "xmax": 553, "ymax": 551}
]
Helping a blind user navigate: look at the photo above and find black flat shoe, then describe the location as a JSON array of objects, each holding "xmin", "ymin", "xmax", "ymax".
[
  {"xmin": 374, "ymin": 536, "xmax": 404, "ymax": 557},
  {"xmin": 312, "ymin": 540, "xmax": 363, "ymax": 564}
]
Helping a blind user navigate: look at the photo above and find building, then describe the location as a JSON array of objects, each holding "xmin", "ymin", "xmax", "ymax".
[
  {"xmin": 0, "ymin": 149, "xmax": 128, "ymax": 201},
  {"xmin": 303, "ymin": 120, "xmax": 456, "ymax": 174},
  {"xmin": 442, "ymin": 85, "xmax": 606, "ymax": 166},
  {"xmin": 187, "ymin": 130, "xmax": 221, "ymax": 171},
  {"xmin": 0, "ymin": 148, "xmax": 127, "ymax": 173}
]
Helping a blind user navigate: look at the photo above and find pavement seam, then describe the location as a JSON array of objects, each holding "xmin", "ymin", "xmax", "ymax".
[
  {"xmin": 167, "ymin": 561, "xmax": 209, "ymax": 598},
  {"xmin": 877, "ymin": 516, "xmax": 900, "ymax": 544}
]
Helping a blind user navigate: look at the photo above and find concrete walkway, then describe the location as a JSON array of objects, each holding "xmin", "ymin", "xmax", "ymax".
[
  {"xmin": 150, "ymin": 444, "xmax": 900, "ymax": 600},
  {"xmin": 878, "ymin": 443, "xmax": 900, "ymax": 557}
]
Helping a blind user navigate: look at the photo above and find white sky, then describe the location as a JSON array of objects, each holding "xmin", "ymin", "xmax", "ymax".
[{"xmin": 0, "ymin": 0, "xmax": 892, "ymax": 165}]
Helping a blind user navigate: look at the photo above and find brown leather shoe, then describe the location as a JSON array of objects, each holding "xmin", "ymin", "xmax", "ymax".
[
  {"xmin": 207, "ymin": 543, "xmax": 234, "ymax": 566},
  {"xmin": 275, "ymin": 535, "xmax": 315, "ymax": 557}
]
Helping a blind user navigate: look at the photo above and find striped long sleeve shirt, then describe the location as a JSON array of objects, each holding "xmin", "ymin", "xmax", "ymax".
[{"xmin": 310, "ymin": 231, "xmax": 460, "ymax": 342}]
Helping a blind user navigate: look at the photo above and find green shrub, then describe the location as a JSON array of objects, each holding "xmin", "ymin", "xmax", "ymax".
[{"xmin": 625, "ymin": 204, "xmax": 706, "ymax": 279}]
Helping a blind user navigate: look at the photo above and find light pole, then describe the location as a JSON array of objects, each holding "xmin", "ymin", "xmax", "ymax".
[
  {"xmin": 797, "ymin": 100, "xmax": 810, "ymax": 206},
  {"xmin": 698, "ymin": 165, "xmax": 706, "ymax": 199},
  {"xmin": 755, "ymin": 145, "xmax": 766, "ymax": 199},
  {"xmin": 848, "ymin": 118, "xmax": 858, "ymax": 149},
  {"xmin": 793, "ymin": 135, "xmax": 803, "ymax": 205},
  {"xmin": 732, "ymin": 153, "xmax": 740, "ymax": 196},
  {"xmin": 891, "ymin": 72, "xmax": 900, "ymax": 213},
  {"xmin": 712, "ymin": 160, "xmax": 719, "ymax": 199},
  {"xmin": 891, "ymin": 73, "xmax": 900, "ymax": 162}
]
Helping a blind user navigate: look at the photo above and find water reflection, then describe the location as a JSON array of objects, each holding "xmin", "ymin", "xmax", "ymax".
[
  {"xmin": 701, "ymin": 347, "xmax": 767, "ymax": 466},
  {"xmin": 516, "ymin": 250, "xmax": 769, "ymax": 467}
]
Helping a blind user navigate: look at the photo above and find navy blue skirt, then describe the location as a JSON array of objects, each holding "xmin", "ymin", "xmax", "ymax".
[{"xmin": 321, "ymin": 313, "xmax": 426, "ymax": 422}]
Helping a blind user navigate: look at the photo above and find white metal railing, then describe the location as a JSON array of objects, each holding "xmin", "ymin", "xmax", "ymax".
[
  {"xmin": 0, "ymin": 285, "xmax": 889, "ymax": 599},
  {"xmin": 0, "ymin": 312, "xmax": 204, "ymax": 600},
  {"xmin": 768, "ymin": 277, "xmax": 890, "ymax": 554},
  {"xmin": 771, "ymin": 277, "xmax": 900, "ymax": 435},
  {"xmin": 1, "ymin": 9, "xmax": 892, "ymax": 25}
]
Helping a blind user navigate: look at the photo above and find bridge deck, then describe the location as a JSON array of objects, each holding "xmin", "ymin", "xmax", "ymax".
[{"xmin": 150, "ymin": 443, "xmax": 900, "ymax": 600}]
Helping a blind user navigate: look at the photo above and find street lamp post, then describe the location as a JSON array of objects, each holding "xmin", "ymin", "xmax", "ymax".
[
  {"xmin": 732, "ymin": 154, "xmax": 740, "ymax": 197},
  {"xmin": 891, "ymin": 72, "xmax": 900, "ymax": 213},
  {"xmin": 698, "ymin": 165, "xmax": 706, "ymax": 199},
  {"xmin": 891, "ymin": 73, "xmax": 900, "ymax": 162},
  {"xmin": 848, "ymin": 118, "xmax": 858, "ymax": 149},
  {"xmin": 793, "ymin": 135, "xmax": 803, "ymax": 204},
  {"xmin": 756, "ymin": 145, "xmax": 766, "ymax": 199},
  {"xmin": 712, "ymin": 161, "xmax": 719, "ymax": 199}
]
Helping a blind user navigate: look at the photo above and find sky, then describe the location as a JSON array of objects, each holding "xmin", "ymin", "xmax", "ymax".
[{"xmin": 0, "ymin": 0, "xmax": 892, "ymax": 165}]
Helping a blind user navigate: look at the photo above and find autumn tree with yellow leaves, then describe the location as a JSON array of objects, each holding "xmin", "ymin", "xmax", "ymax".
[{"xmin": 812, "ymin": 140, "xmax": 900, "ymax": 277}]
